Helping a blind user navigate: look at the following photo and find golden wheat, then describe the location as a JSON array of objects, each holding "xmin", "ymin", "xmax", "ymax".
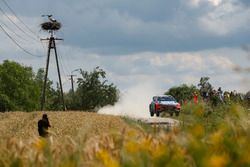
[{"xmin": 0, "ymin": 105, "xmax": 249, "ymax": 167}]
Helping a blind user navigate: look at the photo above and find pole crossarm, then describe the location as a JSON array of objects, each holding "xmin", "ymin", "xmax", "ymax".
[{"xmin": 41, "ymin": 38, "xmax": 63, "ymax": 41}]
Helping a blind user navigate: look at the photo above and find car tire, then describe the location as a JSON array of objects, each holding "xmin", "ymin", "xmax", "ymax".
[
  {"xmin": 156, "ymin": 111, "xmax": 160, "ymax": 117},
  {"xmin": 175, "ymin": 112, "xmax": 179, "ymax": 117},
  {"xmin": 170, "ymin": 112, "xmax": 173, "ymax": 117},
  {"xmin": 150, "ymin": 112, "xmax": 154, "ymax": 117},
  {"xmin": 149, "ymin": 104, "xmax": 154, "ymax": 117}
]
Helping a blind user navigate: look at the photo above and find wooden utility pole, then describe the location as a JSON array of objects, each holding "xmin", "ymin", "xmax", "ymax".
[
  {"xmin": 41, "ymin": 34, "xmax": 66, "ymax": 111},
  {"xmin": 68, "ymin": 74, "xmax": 76, "ymax": 94}
]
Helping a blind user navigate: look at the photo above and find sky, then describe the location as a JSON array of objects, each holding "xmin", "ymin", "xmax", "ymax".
[{"xmin": 0, "ymin": 0, "xmax": 250, "ymax": 94}]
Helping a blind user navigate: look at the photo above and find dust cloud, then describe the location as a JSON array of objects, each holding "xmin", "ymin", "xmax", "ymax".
[{"xmin": 98, "ymin": 83, "xmax": 162, "ymax": 118}]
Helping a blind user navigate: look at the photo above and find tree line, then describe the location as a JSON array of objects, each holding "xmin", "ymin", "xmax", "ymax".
[{"xmin": 0, "ymin": 60, "xmax": 119, "ymax": 112}]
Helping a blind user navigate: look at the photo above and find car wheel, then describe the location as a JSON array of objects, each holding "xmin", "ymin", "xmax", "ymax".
[
  {"xmin": 170, "ymin": 112, "xmax": 173, "ymax": 117},
  {"xmin": 175, "ymin": 112, "xmax": 179, "ymax": 117},
  {"xmin": 156, "ymin": 111, "xmax": 160, "ymax": 117},
  {"xmin": 150, "ymin": 112, "xmax": 154, "ymax": 117},
  {"xmin": 149, "ymin": 104, "xmax": 154, "ymax": 117}
]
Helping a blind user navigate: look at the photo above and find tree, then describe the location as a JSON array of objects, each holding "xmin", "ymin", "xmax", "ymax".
[
  {"xmin": 70, "ymin": 67, "xmax": 119, "ymax": 111},
  {"xmin": 165, "ymin": 84, "xmax": 199, "ymax": 104},
  {"xmin": 198, "ymin": 77, "xmax": 213, "ymax": 99},
  {"xmin": 35, "ymin": 68, "xmax": 63, "ymax": 110},
  {"xmin": 0, "ymin": 60, "xmax": 40, "ymax": 111}
]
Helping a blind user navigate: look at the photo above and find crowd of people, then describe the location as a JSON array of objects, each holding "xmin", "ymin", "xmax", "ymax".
[{"xmin": 197, "ymin": 87, "xmax": 246, "ymax": 106}]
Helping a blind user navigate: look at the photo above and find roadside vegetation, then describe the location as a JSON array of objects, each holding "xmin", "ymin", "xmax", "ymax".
[{"xmin": 0, "ymin": 102, "xmax": 249, "ymax": 166}]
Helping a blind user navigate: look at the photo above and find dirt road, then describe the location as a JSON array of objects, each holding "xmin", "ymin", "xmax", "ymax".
[{"xmin": 137, "ymin": 116, "xmax": 180, "ymax": 129}]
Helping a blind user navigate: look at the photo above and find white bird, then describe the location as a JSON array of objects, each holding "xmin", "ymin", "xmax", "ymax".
[
  {"xmin": 42, "ymin": 14, "xmax": 57, "ymax": 22},
  {"xmin": 48, "ymin": 15, "xmax": 57, "ymax": 22}
]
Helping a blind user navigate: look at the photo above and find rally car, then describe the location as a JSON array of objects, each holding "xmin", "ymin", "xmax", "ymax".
[{"xmin": 149, "ymin": 95, "xmax": 181, "ymax": 117}]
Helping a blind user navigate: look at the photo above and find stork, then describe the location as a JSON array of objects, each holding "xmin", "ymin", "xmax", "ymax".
[{"xmin": 41, "ymin": 14, "xmax": 57, "ymax": 22}]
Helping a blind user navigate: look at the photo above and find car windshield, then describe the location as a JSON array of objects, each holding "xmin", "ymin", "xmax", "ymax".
[{"xmin": 158, "ymin": 96, "xmax": 176, "ymax": 102}]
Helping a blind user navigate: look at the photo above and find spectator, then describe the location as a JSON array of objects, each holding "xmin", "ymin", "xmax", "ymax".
[
  {"xmin": 193, "ymin": 91, "xmax": 198, "ymax": 104},
  {"xmin": 218, "ymin": 87, "xmax": 224, "ymax": 102},
  {"xmin": 38, "ymin": 114, "xmax": 51, "ymax": 137}
]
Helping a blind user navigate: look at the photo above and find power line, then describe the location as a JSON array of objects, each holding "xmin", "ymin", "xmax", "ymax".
[
  {"xmin": 0, "ymin": 19, "xmax": 28, "ymax": 42},
  {"xmin": 57, "ymin": 45, "xmax": 71, "ymax": 75},
  {"xmin": 0, "ymin": 1, "xmax": 47, "ymax": 56},
  {"xmin": 57, "ymin": 53, "xmax": 67, "ymax": 78},
  {"xmin": 0, "ymin": 0, "xmax": 47, "ymax": 52},
  {"xmin": 0, "ymin": 24, "xmax": 43, "ymax": 57},
  {"xmin": 1, "ymin": 0, "xmax": 41, "ymax": 39},
  {"xmin": 0, "ymin": 6, "xmax": 37, "ymax": 41}
]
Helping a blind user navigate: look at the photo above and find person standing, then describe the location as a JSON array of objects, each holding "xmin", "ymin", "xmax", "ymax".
[
  {"xmin": 193, "ymin": 91, "xmax": 198, "ymax": 104},
  {"xmin": 218, "ymin": 87, "xmax": 224, "ymax": 102},
  {"xmin": 38, "ymin": 114, "xmax": 51, "ymax": 137}
]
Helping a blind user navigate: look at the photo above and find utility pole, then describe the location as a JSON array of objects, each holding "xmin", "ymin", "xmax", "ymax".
[
  {"xmin": 68, "ymin": 74, "xmax": 76, "ymax": 94},
  {"xmin": 69, "ymin": 68, "xmax": 80, "ymax": 96},
  {"xmin": 40, "ymin": 15, "xmax": 66, "ymax": 111}
]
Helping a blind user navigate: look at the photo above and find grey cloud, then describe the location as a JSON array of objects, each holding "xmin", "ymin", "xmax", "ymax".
[{"xmin": 1, "ymin": 0, "xmax": 249, "ymax": 54}]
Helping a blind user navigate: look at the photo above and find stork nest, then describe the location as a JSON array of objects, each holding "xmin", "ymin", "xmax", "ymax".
[{"xmin": 41, "ymin": 21, "xmax": 61, "ymax": 31}]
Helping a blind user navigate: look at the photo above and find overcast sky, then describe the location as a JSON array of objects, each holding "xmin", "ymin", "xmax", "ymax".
[{"xmin": 0, "ymin": 0, "xmax": 250, "ymax": 93}]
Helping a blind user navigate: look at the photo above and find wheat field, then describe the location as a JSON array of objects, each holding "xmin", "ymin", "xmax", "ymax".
[
  {"xmin": 0, "ymin": 111, "xmax": 133, "ymax": 167},
  {"xmin": 0, "ymin": 105, "xmax": 250, "ymax": 167},
  {"xmin": 0, "ymin": 111, "xmax": 130, "ymax": 140}
]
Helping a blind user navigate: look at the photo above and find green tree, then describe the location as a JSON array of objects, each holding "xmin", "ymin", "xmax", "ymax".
[
  {"xmin": 71, "ymin": 67, "xmax": 119, "ymax": 111},
  {"xmin": 0, "ymin": 60, "xmax": 40, "ymax": 111},
  {"xmin": 165, "ymin": 84, "xmax": 199, "ymax": 104},
  {"xmin": 198, "ymin": 77, "xmax": 213, "ymax": 99},
  {"xmin": 35, "ymin": 68, "xmax": 63, "ymax": 110}
]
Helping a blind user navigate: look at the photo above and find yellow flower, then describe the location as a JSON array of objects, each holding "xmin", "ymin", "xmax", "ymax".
[
  {"xmin": 125, "ymin": 141, "xmax": 139, "ymax": 153},
  {"xmin": 96, "ymin": 149, "xmax": 119, "ymax": 167},
  {"xmin": 153, "ymin": 143, "xmax": 167, "ymax": 159},
  {"xmin": 210, "ymin": 131, "xmax": 223, "ymax": 145},
  {"xmin": 208, "ymin": 154, "xmax": 229, "ymax": 167},
  {"xmin": 33, "ymin": 138, "xmax": 47, "ymax": 151}
]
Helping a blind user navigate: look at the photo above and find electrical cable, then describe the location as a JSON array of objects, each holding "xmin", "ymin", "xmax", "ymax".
[
  {"xmin": 1, "ymin": 0, "xmax": 41, "ymax": 39},
  {"xmin": 0, "ymin": 19, "xmax": 28, "ymax": 42},
  {"xmin": 0, "ymin": 24, "xmax": 44, "ymax": 57},
  {"xmin": 57, "ymin": 45, "xmax": 71, "ymax": 75},
  {"xmin": 57, "ymin": 51, "xmax": 68, "ymax": 78},
  {"xmin": 0, "ymin": 1, "xmax": 47, "ymax": 57},
  {"xmin": 0, "ymin": 6, "xmax": 37, "ymax": 41}
]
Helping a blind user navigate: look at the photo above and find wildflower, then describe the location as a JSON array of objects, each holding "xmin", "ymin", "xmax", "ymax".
[
  {"xmin": 208, "ymin": 154, "xmax": 229, "ymax": 167},
  {"xmin": 96, "ymin": 149, "xmax": 119, "ymax": 167},
  {"xmin": 125, "ymin": 141, "xmax": 139, "ymax": 153},
  {"xmin": 210, "ymin": 131, "xmax": 224, "ymax": 145},
  {"xmin": 33, "ymin": 138, "xmax": 47, "ymax": 151}
]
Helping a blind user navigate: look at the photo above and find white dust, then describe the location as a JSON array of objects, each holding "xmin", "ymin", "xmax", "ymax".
[{"xmin": 98, "ymin": 83, "xmax": 162, "ymax": 118}]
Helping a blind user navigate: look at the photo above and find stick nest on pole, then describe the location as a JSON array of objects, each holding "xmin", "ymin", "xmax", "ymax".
[{"xmin": 41, "ymin": 21, "xmax": 61, "ymax": 31}]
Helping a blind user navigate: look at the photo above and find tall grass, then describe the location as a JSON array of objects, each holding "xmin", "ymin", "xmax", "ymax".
[{"xmin": 0, "ymin": 105, "xmax": 249, "ymax": 167}]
